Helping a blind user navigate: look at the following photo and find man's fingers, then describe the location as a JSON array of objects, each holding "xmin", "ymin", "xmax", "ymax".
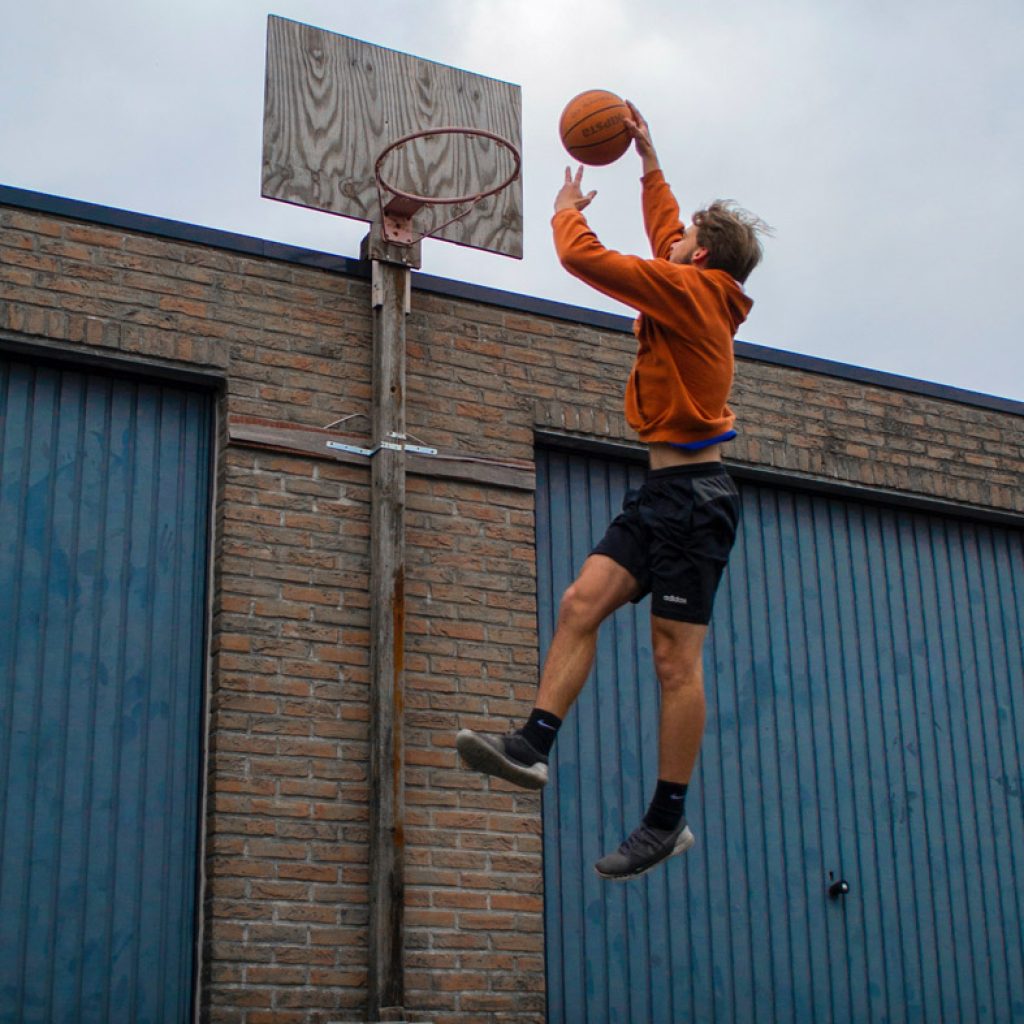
[
  {"xmin": 556, "ymin": 166, "xmax": 594, "ymax": 213},
  {"xmin": 626, "ymin": 99, "xmax": 646, "ymax": 126}
]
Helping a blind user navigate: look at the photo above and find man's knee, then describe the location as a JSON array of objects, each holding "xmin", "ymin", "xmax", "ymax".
[
  {"xmin": 651, "ymin": 618, "xmax": 706, "ymax": 692},
  {"xmin": 557, "ymin": 556, "xmax": 638, "ymax": 631},
  {"xmin": 655, "ymin": 653, "xmax": 703, "ymax": 695},
  {"xmin": 557, "ymin": 580, "xmax": 603, "ymax": 632}
]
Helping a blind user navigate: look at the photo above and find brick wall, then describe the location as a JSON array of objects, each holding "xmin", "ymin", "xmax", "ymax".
[
  {"xmin": 207, "ymin": 446, "xmax": 374, "ymax": 1022},
  {"xmin": 403, "ymin": 476, "xmax": 545, "ymax": 1021},
  {"xmin": 728, "ymin": 358, "xmax": 1023, "ymax": 512},
  {"xmin": 2, "ymin": 198, "xmax": 1022, "ymax": 1023}
]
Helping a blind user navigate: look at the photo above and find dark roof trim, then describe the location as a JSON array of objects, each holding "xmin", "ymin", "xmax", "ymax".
[
  {"xmin": 731, "ymin": 341, "xmax": 1024, "ymax": 417},
  {"xmin": 0, "ymin": 184, "xmax": 369, "ymax": 279},
  {"xmin": 410, "ymin": 279, "xmax": 1024, "ymax": 418},
  {"xmin": 3, "ymin": 183, "xmax": 1022, "ymax": 417}
]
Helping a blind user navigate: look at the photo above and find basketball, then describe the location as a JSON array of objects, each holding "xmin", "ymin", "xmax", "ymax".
[{"xmin": 559, "ymin": 90, "xmax": 632, "ymax": 166}]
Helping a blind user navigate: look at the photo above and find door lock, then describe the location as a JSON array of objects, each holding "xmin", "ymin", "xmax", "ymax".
[{"xmin": 828, "ymin": 878, "xmax": 850, "ymax": 899}]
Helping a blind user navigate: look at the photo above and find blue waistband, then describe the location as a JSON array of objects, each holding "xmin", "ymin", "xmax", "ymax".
[{"xmin": 669, "ymin": 429, "xmax": 737, "ymax": 452}]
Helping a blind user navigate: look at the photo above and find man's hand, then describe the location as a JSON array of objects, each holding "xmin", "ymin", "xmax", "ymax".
[
  {"xmin": 625, "ymin": 101, "xmax": 660, "ymax": 174},
  {"xmin": 554, "ymin": 165, "xmax": 597, "ymax": 214}
]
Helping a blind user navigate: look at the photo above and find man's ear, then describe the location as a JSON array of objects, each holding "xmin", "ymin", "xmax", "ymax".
[{"xmin": 692, "ymin": 246, "xmax": 710, "ymax": 266}]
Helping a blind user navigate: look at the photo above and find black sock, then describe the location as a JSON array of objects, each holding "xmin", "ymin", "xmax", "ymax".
[
  {"xmin": 643, "ymin": 779, "xmax": 688, "ymax": 831},
  {"xmin": 518, "ymin": 708, "xmax": 562, "ymax": 757}
]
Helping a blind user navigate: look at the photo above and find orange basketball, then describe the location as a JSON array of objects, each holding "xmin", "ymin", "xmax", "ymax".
[{"xmin": 559, "ymin": 90, "xmax": 632, "ymax": 166}]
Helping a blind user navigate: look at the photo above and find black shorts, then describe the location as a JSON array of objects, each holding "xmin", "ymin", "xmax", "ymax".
[{"xmin": 591, "ymin": 463, "xmax": 740, "ymax": 624}]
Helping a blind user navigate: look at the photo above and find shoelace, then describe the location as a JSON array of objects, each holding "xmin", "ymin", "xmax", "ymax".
[
  {"xmin": 503, "ymin": 733, "xmax": 542, "ymax": 766},
  {"xmin": 620, "ymin": 824, "xmax": 661, "ymax": 855}
]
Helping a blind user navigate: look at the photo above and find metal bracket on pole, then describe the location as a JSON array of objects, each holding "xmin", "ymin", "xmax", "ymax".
[
  {"xmin": 381, "ymin": 435, "xmax": 437, "ymax": 456},
  {"xmin": 324, "ymin": 413, "xmax": 437, "ymax": 458},
  {"xmin": 360, "ymin": 226, "xmax": 422, "ymax": 271},
  {"xmin": 381, "ymin": 195, "xmax": 425, "ymax": 247},
  {"xmin": 325, "ymin": 440, "xmax": 375, "ymax": 457},
  {"xmin": 326, "ymin": 431, "xmax": 438, "ymax": 459}
]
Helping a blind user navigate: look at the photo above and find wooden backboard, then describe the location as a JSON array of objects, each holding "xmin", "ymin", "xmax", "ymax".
[{"xmin": 261, "ymin": 16, "xmax": 523, "ymax": 258}]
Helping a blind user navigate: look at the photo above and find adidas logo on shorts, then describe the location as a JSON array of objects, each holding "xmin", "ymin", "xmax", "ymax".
[{"xmin": 663, "ymin": 595, "xmax": 688, "ymax": 605}]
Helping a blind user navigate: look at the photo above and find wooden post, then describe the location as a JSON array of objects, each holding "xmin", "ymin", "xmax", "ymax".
[{"xmin": 362, "ymin": 228, "xmax": 420, "ymax": 1021}]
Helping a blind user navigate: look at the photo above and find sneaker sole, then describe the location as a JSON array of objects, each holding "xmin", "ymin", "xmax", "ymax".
[
  {"xmin": 455, "ymin": 729, "xmax": 548, "ymax": 790},
  {"xmin": 594, "ymin": 826, "xmax": 696, "ymax": 881}
]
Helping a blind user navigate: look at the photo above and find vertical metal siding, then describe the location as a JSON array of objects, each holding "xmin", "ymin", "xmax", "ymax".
[
  {"xmin": 538, "ymin": 448, "xmax": 1024, "ymax": 1024},
  {"xmin": 0, "ymin": 358, "xmax": 211, "ymax": 1024}
]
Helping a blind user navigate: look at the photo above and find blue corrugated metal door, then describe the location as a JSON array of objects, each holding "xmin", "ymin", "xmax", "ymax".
[
  {"xmin": 0, "ymin": 357, "xmax": 212, "ymax": 1024},
  {"xmin": 538, "ymin": 447, "xmax": 1024, "ymax": 1024}
]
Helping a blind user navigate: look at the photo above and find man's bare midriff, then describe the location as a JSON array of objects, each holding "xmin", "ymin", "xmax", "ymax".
[{"xmin": 647, "ymin": 441, "xmax": 723, "ymax": 470}]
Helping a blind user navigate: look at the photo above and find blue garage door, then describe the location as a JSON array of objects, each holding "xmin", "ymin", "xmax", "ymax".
[
  {"xmin": 0, "ymin": 357, "xmax": 212, "ymax": 1023},
  {"xmin": 538, "ymin": 447, "xmax": 1024, "ymax": 1024}
]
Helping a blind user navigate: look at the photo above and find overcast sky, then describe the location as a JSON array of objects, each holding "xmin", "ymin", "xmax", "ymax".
[{"xmin": 2, "ymin": 0, "xmax": 1022, "ymax": 401}]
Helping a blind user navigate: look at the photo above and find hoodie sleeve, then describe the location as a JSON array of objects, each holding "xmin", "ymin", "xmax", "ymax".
[
  {"xmin": 552, "ymin": 208, "xmax": 700, "ymax": 321},
  {"xmin": 641, "ymin": 169, "xmax": 684, "ymax": 261}
]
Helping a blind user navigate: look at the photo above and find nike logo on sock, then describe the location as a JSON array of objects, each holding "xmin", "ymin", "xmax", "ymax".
[{"xmin": 538, "ymin": 721, "xmax": 556, "ymax": 730}]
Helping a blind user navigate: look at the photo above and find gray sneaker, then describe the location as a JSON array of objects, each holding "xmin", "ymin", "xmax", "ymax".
[
  {"xmin": 594, "ymin": 819, "xmax": 695, "ymax": 880},
  {"xmin": 455, "ymin": 728, "xmax": 548, "ymax": 790}
]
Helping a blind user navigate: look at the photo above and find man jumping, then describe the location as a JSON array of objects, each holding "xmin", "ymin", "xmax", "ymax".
[{"xmin": 456, "ymin": 103, "xmax": 768, "ymax": 880}]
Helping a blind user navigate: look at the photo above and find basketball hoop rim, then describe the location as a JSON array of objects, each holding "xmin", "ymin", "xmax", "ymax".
[{"xmin": 374, "ymin": 126, "xmax": 521, "ymax": 207}]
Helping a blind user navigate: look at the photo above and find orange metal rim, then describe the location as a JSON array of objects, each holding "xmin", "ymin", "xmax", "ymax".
[{"xmin": 374, "ymin": 126, "xmax": 521, "ymax": 207}]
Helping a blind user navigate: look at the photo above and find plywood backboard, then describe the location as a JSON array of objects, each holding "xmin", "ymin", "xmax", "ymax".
[{"xmin": 262, "ymin": 16, "xmax": 523, "ymax": 258}]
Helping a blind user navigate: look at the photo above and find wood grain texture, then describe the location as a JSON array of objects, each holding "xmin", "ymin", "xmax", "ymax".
[
  {"xmin": 262, "ymin": 16, "xmax": 523, "ymax": 258},
  {"xmin": 367, "ymin": 260, "xmax": 409, "ymax": 1017}
]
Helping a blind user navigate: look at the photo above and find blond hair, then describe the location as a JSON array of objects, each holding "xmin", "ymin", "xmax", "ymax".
[{"xmin": 693, "ymin": 201, "xmax": 771, "ymax": 284}]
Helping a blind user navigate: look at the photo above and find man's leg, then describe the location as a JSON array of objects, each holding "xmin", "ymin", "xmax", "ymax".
[
  {"xmin": 534, "ymin": 554, "xmax": 641, "ymax": 717},
  {"xmin": 650, "ymin": 616, "xmax": 708, "ymax": 783},
  {"xmin": 456, "ymin": 554, "xmax": 639, "ymax": 788},
  {"xmin": 595, "ymin": 616, "xmax": 709, "ymax": 879},
  {"xmin": 596, "ymin": 466, "xmax": 739, "ymax": 879}
]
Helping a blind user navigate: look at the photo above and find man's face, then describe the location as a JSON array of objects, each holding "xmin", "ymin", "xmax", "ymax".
[{"xmin": 668, "ymin": 223, "xmax": 703, "ymax": 265}]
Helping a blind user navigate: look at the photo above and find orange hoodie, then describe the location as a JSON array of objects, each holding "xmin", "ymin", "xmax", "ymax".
[{"xmin": 552, "ymin": 170, "xmax": 753, "ymax": 445}]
